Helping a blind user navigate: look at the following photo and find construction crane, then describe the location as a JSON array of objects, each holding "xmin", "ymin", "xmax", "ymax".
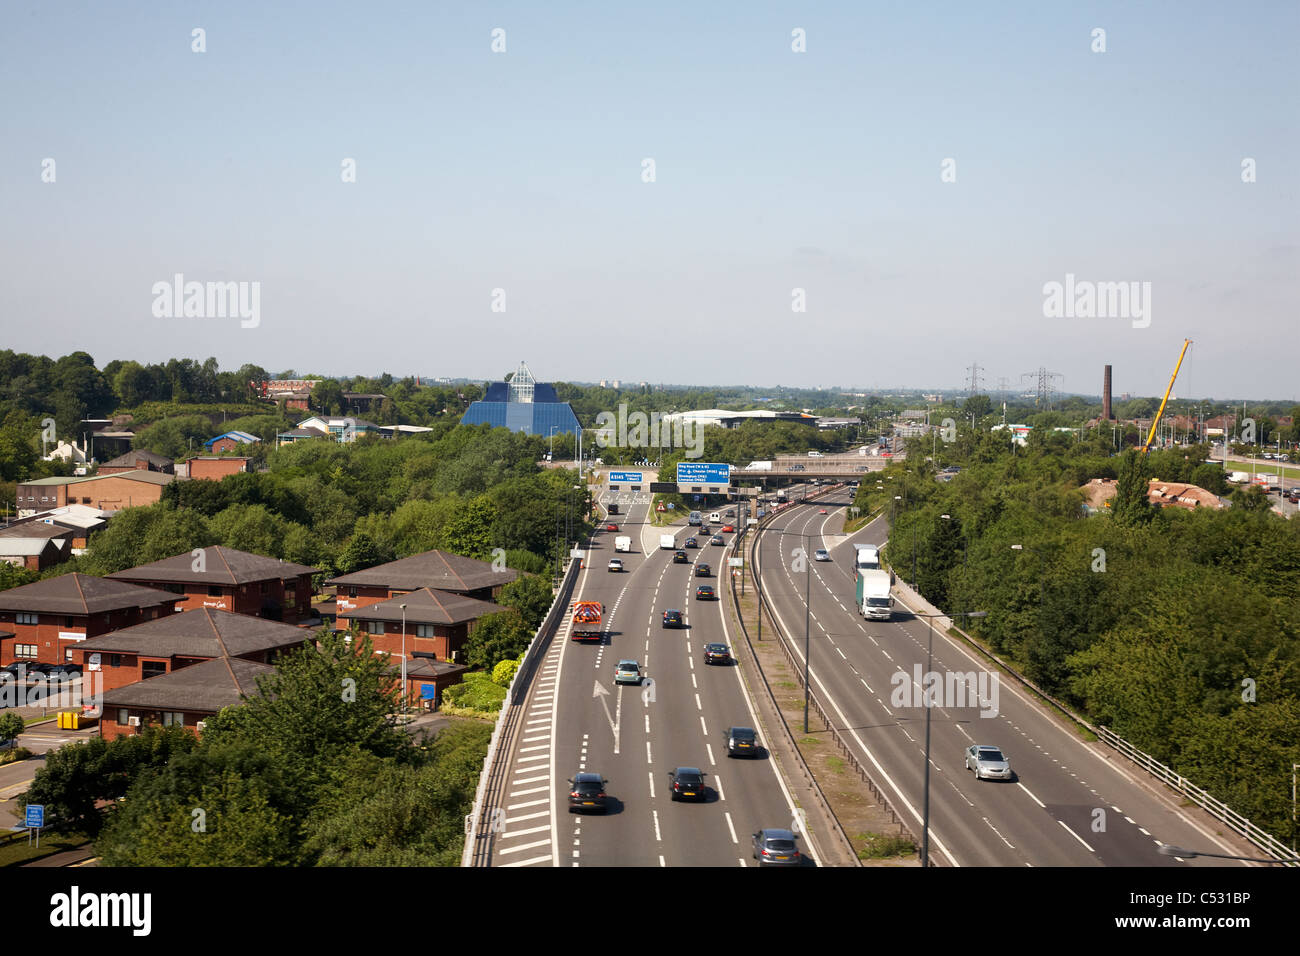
[{"xmin": 1139, "ymin": 338, "xmax": 1192, "ymax": 454}]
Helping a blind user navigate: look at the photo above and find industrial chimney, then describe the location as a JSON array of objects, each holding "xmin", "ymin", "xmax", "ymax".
[{"xmin": 1103, "ymin": 365, "xmax": 1113, "ymax": 421}]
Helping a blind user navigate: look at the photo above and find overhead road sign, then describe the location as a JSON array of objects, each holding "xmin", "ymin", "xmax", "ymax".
[
  {"xmin": 677, "ymin": 462, "xmax": 731, "ymax": 485},
  {"xmin": 608, "ymin": 471, "xmax": 643, "ymax": 485}
]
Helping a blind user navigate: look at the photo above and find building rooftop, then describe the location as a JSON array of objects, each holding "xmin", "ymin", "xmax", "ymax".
[
  {"xmin": 100, "ymin": 449, "xmax": 174, "ymax": 468},
  {"xmin": 328, "ymin": 549, "xmax": 518, "ymax": 593},
  {"xmin": 107, "ymin": 546, "xmax": 319, "ymax": 587},
  {"xmin": 102, "ymin": 656, "xmax": 276, "ymax": 713},
  {"xmin": 338, "ymin": 587, "xmax": 504, "ymax": 626},
  {"xmin": 0, "ymin": 573, "xmax": 176, "ymax": 615},
  {"xmin": 77, "ymin": 607, "xmax": 312, "ymax": 659}
]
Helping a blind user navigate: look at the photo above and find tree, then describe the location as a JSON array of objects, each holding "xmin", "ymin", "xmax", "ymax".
[
  {"xmin": 335, "ymin": 531, "xmax": 390, "ymax": 575},
  {"xmin": 497, "ymin": 573, "xmax": 554, "ymax": 629},
  {"xmin": 311, "ymin": 379, "xmax": 345, "ymax": 415},
  {"xmin": 463, "ymin": 610, "xmax": 534, "ymax": 670},
  {"xmin": 1111, "ymin": 451, "xmax": 1153, "ymax": 527},
  {"xmin": 0, "ymin": 711, "xmax": 24, "ymax": 748}
]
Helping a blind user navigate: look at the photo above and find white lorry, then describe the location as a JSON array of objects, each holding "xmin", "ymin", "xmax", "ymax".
[
  {"xmin": 1228, "ymin": 471, "xmax": 1251, "ymax": 484},
  {"xmin": 746, "ymin": 461, "xmax": 773, "ymax": 471},
  {"xmin": 660, "ymin": 533, "xmax": 676, "ymax": 550},
  {"xmin": 857, "ymin": 569, "xmax": 894, "ymax": 620},
  {"xmin": 854, "ymin": 545, "xmax": 880, "ymax": 570},
  {"xmin": 615, "ymin": 536, "xmax": 632, "ymax": 553}
]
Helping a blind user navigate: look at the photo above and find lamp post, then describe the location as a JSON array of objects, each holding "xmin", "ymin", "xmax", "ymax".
[
  {"xmin": 548, "ymin": 426, "xmax": 559, "ymax": 461},
  {"xmin": 910, "ymin": 608, "xmax": 988, "ymax": 867},
  {"xmin": 1157, "ymin": 844, "xmax": 1300, "ymax": 865},
  {"xmin": 399, "ymin": 602, "xmax": 408, "ymax": 720}
]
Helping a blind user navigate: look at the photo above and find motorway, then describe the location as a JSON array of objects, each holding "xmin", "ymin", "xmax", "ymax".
[
  {"xmin": 753, "ymin": 486, "xmax": 1254, "ymax": 867},
  {"xmin": 487, "ymin": 488, "xmax": 815, "ymax": 867}
]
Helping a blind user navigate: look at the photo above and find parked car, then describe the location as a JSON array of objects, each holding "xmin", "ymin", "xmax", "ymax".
[
  {"xmin": 667, "ymin": 767, "xmax": 708, "ymax": 802},
  {"xmin": 614, "ymin": 660, "xmax": 642, "ymax": 686},
  {"xmin": 568, "ymin": 772, "xmax": 609, "ymax": 813},
  {"xmin": 965, "ymin": 744, "xmax": 1014, "ymax": 782},
  {"xmin": 695, "ymin": 585, "xmax": 717, "ymax": 601},
  {"xmin": 752, "ymin": 828, "xmax": 801, "ymax": 866},
  {"xmin": 724, "ymin": 726, "xmax": 760, "ymax": 757},
  {"xmin": 607, "ymin": 558, "xmax": 624, "ymax": 572},
  {"xmin": 46, "ymin": 664, "xmax": 81, "ymax": 679},
  {"xmin": 673, "ymin": 550, "xmax": 689, "ymax": 564},
  {"xmin": 662, "ymin": 610, "xmax": 684, "ymax": 629},
  {"xmin": 703, "ymin": 643, "xmax": 731, "ymax": 665},
  {"xmin": 695, "ymin": 563, "xmax": 711, "ymax": 577}
]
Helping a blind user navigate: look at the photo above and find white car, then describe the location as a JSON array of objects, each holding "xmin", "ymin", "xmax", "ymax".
[
  {"xmin": 607, "ymin": 559, "xmax": 624, "ymax": 572},
  {"xmin": 966, "ymin": 745, "xmax": 1014, "ymax": 782},
  {"xmin": 814, "ymin": 549, "xmax": 830, "ymax": 562}
]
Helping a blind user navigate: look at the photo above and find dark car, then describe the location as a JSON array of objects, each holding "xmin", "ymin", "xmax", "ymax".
[
  {"xmin": 0, "ymin": 662, "xmax": 30, "ymax": 681},
  {"xmin": 695, "ymin": 585, "xmax": 716, "ymax": 601},
  {"xmin": 724, "ymin": 510, "xmax": 735, "ymax": 518},
  {"xmin": 684, "ymin": 537, "xmax": 698, "ymax": 548},
  {"xmin": 46, "ymin": 664, "xmax": 82, "ymax": 680},
  {"xmin": 667, "ymin": 767, "xmax": 707, "ymax": 802},
  {"xmin": 568, "ymin": 772, "xmax": 609, "ymax": 813},
  {"xmin": 703, "ymin": 643, "xmax": 731, "ymax": 665},
  {"xmin": 752, "ymin": 828, "xmax": 801, "ymax": 865},
  {"xmin": 22, "ymin": 663, "xmax": 54, "ymax": 681},
  {"xmin": 673, "ymin": 550, "xmax": 689, "ymax": 564},
  {"xmin": 695, "ymin": 563, "xmax": 711, "ymax": 577},
  {"xmin": 724, "ymin": 726, "xmax": 760, "ymax": 757},
  {"xmin": 710, "ymin": 534, "xmax": 724, "ymax": 546},
  {"xmin": 662, "ymin": 610, "xmax": 684, "ymax": 629},
  {"xmin": 608, "ymin": 503, "xmax": 620, "ymax": 515}
]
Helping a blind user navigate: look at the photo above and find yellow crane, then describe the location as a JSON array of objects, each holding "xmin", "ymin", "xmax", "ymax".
[{"xmin": 1139, "ymin": 338, "xmax": 1192, "ymax": 454}]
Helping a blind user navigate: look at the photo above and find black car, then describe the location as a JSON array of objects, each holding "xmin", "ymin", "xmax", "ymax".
[
  {"xmin": 667, "ymin": 767, "xmax": 707, "ymax": 802},
  {"xmin": 684, "ymin": 537, "xmax": 698, "ymax": 548},
  {"xmin": 46, "ymin": 663, "xmax": 82, "ymax": 680},
  {"xmin": 695, "ymin": 563, "xmax": 711, "ymax": 577},
  {"xmin": 0, "ymin": 662, "xmax": 29, "ymax": 681},
  {"xmin": 695, "ymin": 585, "xmax": 717, "ymax": 601},
  {"xmin": 608, "ymin": 503, "xmax": 620, "ymax": 514},
  {"xmin": 568, "ymin": 772, "xmax": 609, "ymax": 813},
  {"xmin": 752, "ymin": 828, "xmax": 801, "ymax": 866},
  {"xmin": 724, "ymin": 726, "xmax": 760, "ymax": 757},
  {"xmin": 703, "ymin": 643, "xmax": 731, "ymax": 665},
  {"xmin": 22, "ymin": 663, "xmax": 54, "ymax": 681},
  {"xmin": 673, "ymin": 550, "xmax": 689, "ymax": 564},
  {"xmin": 662, "ymin": 609, "xmax": 684, "ymax": 629}
]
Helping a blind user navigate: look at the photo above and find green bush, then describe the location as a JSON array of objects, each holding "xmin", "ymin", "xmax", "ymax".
[
  {"xmin": 440, "ymin": 673, "xmax": 506, "ymax": 716},
  {"xmin": 0, "ymin": 747, "xmax": 32, "ymax": 767},
  {"xmin": 491, "ymin": 658, "xmax": 521, "ymax": 688}
]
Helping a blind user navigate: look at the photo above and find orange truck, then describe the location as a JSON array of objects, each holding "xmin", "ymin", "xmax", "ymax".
[{"xmin": 571, "ymin": 601, "xmax": 604, "ymax": 642}]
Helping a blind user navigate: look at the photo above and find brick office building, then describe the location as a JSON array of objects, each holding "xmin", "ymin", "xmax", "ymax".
[
  {"xmin": 328, "ymin": 549, "xmax": 517, "ymax": 615},
  {"xmin": 97, "ymin": 450, "xmax": 175, "ymax": 475},
  {"xmin": 184, "ymin": 456, "xmax": 253, "ymax": 480},
  {"xmin": 15, "ymin": 471, "xmax": 173, "ymax": 516},
  {"xmin": 107, "ymin": 546, "xmax": 319, "ymax": 623},
  {"xmin": 99, "ymin": 656, "xmax": 276, "ymax": 742},
  {"xmin": 337, "ymin": 587, "xmax": 505, "ymax": 663},
  {"xmin": 0, "ymin": 574, "xmax": 178, "ymax": 667},
  {"xmin": 72, "ymin": 607, "xmax": 312, "ymax": 694}
]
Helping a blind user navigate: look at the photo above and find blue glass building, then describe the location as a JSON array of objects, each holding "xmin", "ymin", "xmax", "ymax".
[{"xmin": 460, "ymin": 361, "xmax": 581, "ymax": 437}]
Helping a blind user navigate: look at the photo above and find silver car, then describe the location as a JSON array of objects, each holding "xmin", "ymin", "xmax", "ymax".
[
  {"xmin": 966, "ymin": 745, "xmax": 1014, "ymax": 781},
  {"xmin": 614, "ymin": 660, "xmax": 642, "ymax": 686},
  {"xmin": 814, "ymin": 549, "xmax": 830, "ymax": 562}
]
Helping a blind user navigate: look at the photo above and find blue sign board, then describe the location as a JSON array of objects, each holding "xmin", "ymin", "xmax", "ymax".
[
  {"xmin": 608, "ymin": 471, "xmax": 643, "ymax": 484},
  {"xmin": 25, "ymin": 805, "xmax": 44, "ymax": 829},
  {"xmin": 420, "ymin": 684, "xmax": 437, "ymax": 701},
  {"xmin": 676, "ymin": 462, "xmax": 731, "ymax": 485}
]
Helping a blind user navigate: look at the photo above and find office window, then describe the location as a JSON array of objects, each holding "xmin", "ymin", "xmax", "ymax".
[
  {"xmin": 141, "ymin": 661, "xmax": 167, "ymax": 680},
  {"xmin": 162, "ymin": 712, "xmax": 184, "ymax": 727},
  {"xmin": 207, "ymin": 585, "xmax": 222, "ymax": 597},
  {"xmin": 415, "ymin": 624, "xmax": 436, "ymax": 638},
  {"xmin": 14, "ymin": 644, "xmax": 37, "ymax": 658},
  {"xmin": 117, "ymin": 709, "xmax": 129, "ymax": 726},
  {"xmin": 16, "ymin": 612, "xmax": 37, "ymax": 626},
  {"xmin": 64, "ymin": 616, "xmax": 74, "ymax": 628}
]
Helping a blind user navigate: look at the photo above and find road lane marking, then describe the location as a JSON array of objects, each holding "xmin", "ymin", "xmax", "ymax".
[
  {"xmin": 1017, "ymin": 782, "xmax": 1046, "ymax": 808},
  {"xmin": 1058, "ymin": 821, "xmax": 1095, "ymax": 853},
  {"xmin": 653, "ymin": 810, "xmax": 662, "ymax": 841},
  {"xmin": 725, "ymin": 812, "xmax": 738, "ymax": 844}
]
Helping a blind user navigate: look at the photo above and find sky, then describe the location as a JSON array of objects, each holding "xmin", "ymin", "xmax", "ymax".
[{"xmin": 1, "ymin": 1, "xmax": 1296, "ymax": 401}]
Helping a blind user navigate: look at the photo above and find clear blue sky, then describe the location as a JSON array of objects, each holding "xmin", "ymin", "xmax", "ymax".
[{"xmin": 2, "ymin": 1, "xmax": 1296, "ymax": 400}]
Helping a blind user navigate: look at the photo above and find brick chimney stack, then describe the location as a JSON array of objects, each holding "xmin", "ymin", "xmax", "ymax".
[{"xmin": 1103, "ymin": 365, "xmax": 1113, "ymax": 421}]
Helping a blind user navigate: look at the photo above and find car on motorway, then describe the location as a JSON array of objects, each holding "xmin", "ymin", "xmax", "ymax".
[
  {"xmin": 695, "ymin": 584, "xmax": 717, "ymax": 601},
  {"xmin": 789, "ymin": 463, "xmax": 805, "ymax": 471},
  {"xmin": 614, "ymin": 659, "xmax": 642, "ymax": 685},
  {"xmin": 710, "ymin": 534, "xmax": 724, "ymax": 546},
  {"xmin": 607, "ymin": 503, "xmax": 619, "ymax": 514},
  {"xmin": 724, "ymin": 510, "xmax": 735, "ymax": 518},
  {"xmin": 703, "ymin": 643, "xmax": 731, "ymax": 665},
  {"xmin": 605, "ymin": 523, "xmax": 619, "ymax": 532},
  {"xmin": 568, "ymin": 772, "xmax": 609, "ymax": 813},
  {"xmin": 695, "ymin": 563, "xmax": 711, "ymax": 577},
  {"xmin": 673, "ymin": 550, "xmax": 689, "ymax": 564},
  {"xmin": 666, "ymin": 767, "xmax": 708, "ymax": 802},
  {"xmin": 684, "ymin": 536, "xmax": 698, "ymax": 548},
  {"xmin": 818, "ymin": 508, "xmax": 827, "ymax": 515},
  {"xmin": 662, "ymin": 609, "xmax": 684, "ymax": 628},
  {"xmin": 814, "ymin": 548, "xmax": 830, "ymax": 562},
  {"xmin": 724, "ymin": 726, "xmax": 760, "ymax": 757},
  {"xmin": 965, "ymin": 744, "xmax": 1014, "ymax": 782},
  {"xmin": 720, "ymin": 524, "xmax": 735, "ymax": 533},
  {"xmin": 752, "ymin": 828, "xmax": 801, "ymax": 866},
  {"xmin": 607, "ymin": 558, "xmax": 624, "ymax": 572}
]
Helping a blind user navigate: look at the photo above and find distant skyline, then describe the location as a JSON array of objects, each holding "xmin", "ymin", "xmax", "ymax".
[{"xmin": 3, "ymin": 2, "xmax": 1295, "ymax": 400}]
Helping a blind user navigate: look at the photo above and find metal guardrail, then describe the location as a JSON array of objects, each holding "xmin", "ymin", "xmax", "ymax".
[
  {"xmin": 461, "ymin": 555, "xmax": 581, "ymax": 867},
  {"xmin": 742, "ymin": 485, "xmax": 922, "ymax": 855}
]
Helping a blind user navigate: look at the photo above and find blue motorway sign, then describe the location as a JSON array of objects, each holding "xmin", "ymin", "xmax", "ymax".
[
  {"xmin": 676, "ymin": 462, "xmax": 731, "ymax": 485},
  {"xmin": 608, "ymin": 471, "xmax": 643, "ymax": 484},
  {"xmin": 25, "ymin": 805, "xmax": 44, "ymax": 829}
]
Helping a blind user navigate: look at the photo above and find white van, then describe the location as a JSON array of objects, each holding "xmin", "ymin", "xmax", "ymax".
[
  {"xmin": 855, "ymin": 545, "xmax": 880, "ymax": 571},
  {"xmin": 615, "ymin": 536, "xmax": 632, "ymax": 553},
  {"xmin": 660, "ymin": 534, "xmax": 676, "ymax": 550},
  {"xmin": 709, "ymin": 512, "xmax": 721, "ymax": 523}
]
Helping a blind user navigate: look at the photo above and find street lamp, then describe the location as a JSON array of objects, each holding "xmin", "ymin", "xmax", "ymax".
[
  {"xmin": 1156, "ymin": 844, "xmax": 1299, "ymax": 864},
  {"xmin": 399, "ymin": 602, "xmax": 408, "ymax": 720},
  {"xmin": 910, "ymin": 608, "xmax": 988, "ymax": 868}
]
